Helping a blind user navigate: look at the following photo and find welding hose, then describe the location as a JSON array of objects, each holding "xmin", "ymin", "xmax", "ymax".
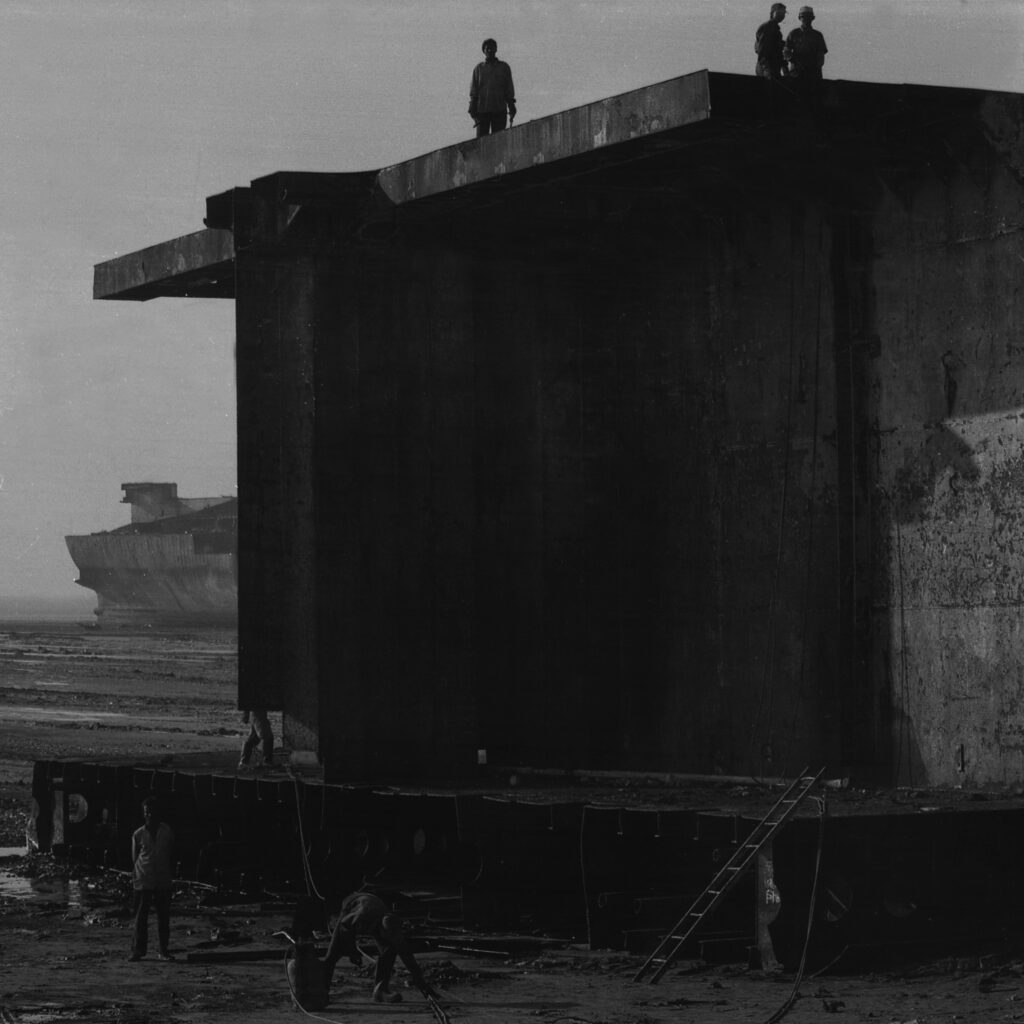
[
  {"xmin": 281, "ymin": 944, "xmax": 349, "ymax": 1024},
  {"xmin": 281, "ymin": 945, "xmax": 450, "ymax": 1024},
  {"xmin": 287, "ymin": 773, "xmax": 444, "ymax": 1016},
  {"xmin": 288, "ymin": 769, "xmax": 325, "ymax": 900},
  {"xmin": 284, "ymin": 772, "xmax": 450, "ymax": 1021}
]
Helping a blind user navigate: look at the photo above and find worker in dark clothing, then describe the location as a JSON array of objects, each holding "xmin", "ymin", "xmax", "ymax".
[
  {"xmin": 469, "ymin": 38, "xmax": 516, "ymax": 137},
  {"xmin": 784, "ymin": 6, "xmax": 828, "ymax": 80},
  {"xmin": 319, "ymin": 891, "xmax": 439, "ymax": 1004},
  {"xmin": 755, "ymin": 3, "xmax": 788, "ymax": 79},
  {"xmin": 239, "ymin": 708, "xmax": 274, "ymax": 768}
]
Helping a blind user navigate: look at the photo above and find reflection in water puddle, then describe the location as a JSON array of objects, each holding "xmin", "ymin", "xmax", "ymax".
[
  {"xmin": 0, "ymin": 861, "xmax": 106, "ymax": 910},
  {"xmin": 0, "ymin": 872, "xmax": 75, "ymax": 905}
]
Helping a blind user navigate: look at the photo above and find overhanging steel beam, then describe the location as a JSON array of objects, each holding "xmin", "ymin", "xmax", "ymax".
[{"xmin": 93, "ymin": 228, "xmax": 235, "ymax": 301}]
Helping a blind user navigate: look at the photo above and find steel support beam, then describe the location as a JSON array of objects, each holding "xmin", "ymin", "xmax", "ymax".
[{"xmin": 93, "ymin": 228, "xmax": 235, "ymax": 301}]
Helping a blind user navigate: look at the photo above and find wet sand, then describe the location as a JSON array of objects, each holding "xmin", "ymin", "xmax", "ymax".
[{"xmin": 0, "ymin": 620, "xmax": 244, "ymax": 844}]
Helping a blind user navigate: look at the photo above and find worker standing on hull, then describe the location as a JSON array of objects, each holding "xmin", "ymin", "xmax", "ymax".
[
  {"xmin": 784, "ymin": 6, "xmax": 828, "ymax": 81},
  {"xmin": 239, "ymin": 708, "xmax": 274, "ymax": 768},
  {"xmin": 469, "ymin": 38, "xmax": 516, "ymax": 137},
  {"xmin": 755, "ymin": 3, "xmax": 788, "ymax": 79}
]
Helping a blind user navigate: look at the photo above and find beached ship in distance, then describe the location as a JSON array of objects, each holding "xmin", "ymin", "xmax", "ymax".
[{"xmin": 66, "ymin": 482, "xmax": 237, "ymax": 629}]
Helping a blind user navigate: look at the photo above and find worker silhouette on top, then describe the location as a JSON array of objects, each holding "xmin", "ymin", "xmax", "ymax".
[
  {"xmin": 319, "ymin": 891, "xmax": 440, "ymax": 1004},
  {"xmin": 783, "ymin": 6, "xmax": 828, "ymax": 81},
  {"xmin": 469, "ymin": 38, "xmax": 516, "ymax": 137},
  {"xmin": 755, "ymin": 3, "xmax": 788, "ymax": 80}
]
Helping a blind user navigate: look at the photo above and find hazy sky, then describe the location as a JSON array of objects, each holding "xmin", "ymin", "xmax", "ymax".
[{"xmin": 1, "ymin": 0, "xmax": 1022, "ymax": 609}]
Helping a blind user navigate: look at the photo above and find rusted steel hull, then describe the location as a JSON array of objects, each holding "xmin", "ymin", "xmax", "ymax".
[
  {"xmin": 65, "ymin": 492, "xmax": 237, "ymax": 630},
  {"xmin": 32, "ymin": 758, "xmax": 1024, "ymax": 966}
]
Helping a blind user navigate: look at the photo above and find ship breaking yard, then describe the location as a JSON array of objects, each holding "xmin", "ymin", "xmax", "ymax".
[
  {"xmin": 7, "ymin": 67, "xmax": 1024, "ymax": 1024},
  {"xmin": 7, "ymin": 625, "xmax": 1024, "ymax": 1024}
]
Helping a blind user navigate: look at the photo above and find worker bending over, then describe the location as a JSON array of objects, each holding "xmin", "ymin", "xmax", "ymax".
[{"xmin": 319, "ymin": 891, "xmax": 439, "ymax": 1004}]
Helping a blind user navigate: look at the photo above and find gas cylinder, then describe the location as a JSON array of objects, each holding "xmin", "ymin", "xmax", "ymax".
[{"xmin": 286, "ymin": 942, "xmax": 330, "ymax": 1011}]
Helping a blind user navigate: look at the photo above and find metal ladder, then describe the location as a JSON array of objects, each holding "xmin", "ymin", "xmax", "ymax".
[{"xmin": 633, "ymin": 766, "xmax": 826, "ymax": 983}]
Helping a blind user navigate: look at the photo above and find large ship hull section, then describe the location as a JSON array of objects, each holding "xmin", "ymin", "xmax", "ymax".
[{"xmin": 66, "ymin": 533, "xmax": 237, "ymax": 629}]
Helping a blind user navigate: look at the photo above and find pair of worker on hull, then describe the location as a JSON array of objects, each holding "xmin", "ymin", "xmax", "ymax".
[{"xmin": 755, "ymin": 4, "xmax": 828, "ymax": 81}]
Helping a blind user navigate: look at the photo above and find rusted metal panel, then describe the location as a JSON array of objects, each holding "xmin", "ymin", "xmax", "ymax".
[
  {"xmin": 376, "ymin": 70, "xmax": 712, "ymax": 205},
  {"xmin": 93, "ymin": 228, "xmax": 235, "ymax": 301},
  {"xmin": 868, "ymin": 102, "xmax": 1024, "ymax": 786}
]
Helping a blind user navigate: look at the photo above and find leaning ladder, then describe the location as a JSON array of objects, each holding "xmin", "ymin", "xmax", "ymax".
[{"xmin": 633, "ymin": 766, "xmax": 826, "ymax": 984}]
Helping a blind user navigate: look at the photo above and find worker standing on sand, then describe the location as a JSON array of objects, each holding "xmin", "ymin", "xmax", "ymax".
[
  {"xmin": 128, "ymin": 796, "xmax": 174, "ymax": 962},
  {"xmin": 319, "ymin": 891, "xmax": 440, "ymax": 1003},
  {"xmin": 239, "ymin": 708, "xmax": 274, "ymax": 768}
]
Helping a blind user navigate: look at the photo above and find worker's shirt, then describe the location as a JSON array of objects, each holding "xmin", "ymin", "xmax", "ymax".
[
  {"xmin": 469, "ymin": 58, "xmax": 515, "ymax": 115},
  {"xmin": 333, "ymin": 892, "xmax": 406, "ymax": 953},
  {"xmin": 784, "ymin": 26, "xmax": 828, "ymax": 77},
  {"xmin": 132, "ymin": 822, "xmax": 174, "ymax": 890},
  {"xmin": 338, "ymin": 892, "xmax": 390, "ymax": 938},
  {"xmin": 755, "ymin": 20, "xmax": 785, "ymax": 74}
]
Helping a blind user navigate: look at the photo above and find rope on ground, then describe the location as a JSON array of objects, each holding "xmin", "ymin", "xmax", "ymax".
[
  {"xmin": 760, "ymin": 794, "xmax": 827, "ymax": 1024},
  {"xmin": 426, "ymin": 993, "xmax": 452, "ymax": 1024}
]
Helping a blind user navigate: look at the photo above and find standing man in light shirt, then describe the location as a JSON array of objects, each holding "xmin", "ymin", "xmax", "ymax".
[
  {"xmin": 128, "ymin": 795, "xmax": 175, "ymax": 962},
  {"xmin": 469, "ymin": 38, "xmax": 516, "ymax": 137}
]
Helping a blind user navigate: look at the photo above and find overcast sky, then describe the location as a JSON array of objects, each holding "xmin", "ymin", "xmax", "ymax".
[{"xmin": 1, "ymin": 0, "xmax": 1022, "ymax": 612}]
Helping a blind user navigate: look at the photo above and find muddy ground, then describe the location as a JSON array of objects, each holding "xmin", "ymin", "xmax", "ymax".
[{"xmin": 3, "ymin": 621, "xmax": 1024, "ymax": 1023}]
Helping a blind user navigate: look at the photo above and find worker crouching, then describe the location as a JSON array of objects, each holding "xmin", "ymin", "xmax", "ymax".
[{"xmin": 319, "ymin": 891, "xmax": 440, "ymax": 1004}]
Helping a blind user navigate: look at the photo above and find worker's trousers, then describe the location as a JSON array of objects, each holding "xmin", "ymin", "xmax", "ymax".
[{"xmin": 131, "ymin": 887, "xmax": 171, "ymax": 955}]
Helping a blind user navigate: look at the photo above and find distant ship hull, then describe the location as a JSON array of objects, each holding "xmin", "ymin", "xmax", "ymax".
[{"xmin": 66, "ymin": 483, "xmax": 237, "ymax": 630}]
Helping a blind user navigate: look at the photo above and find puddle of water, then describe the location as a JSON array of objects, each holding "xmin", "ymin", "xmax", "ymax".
[
  {"xmin": 0, "ymin": 871, "xmax": 64, "ymax": 901},
  {"xmin": 0, "ymin": 866, "xmax": 107, "ymax": 910}
]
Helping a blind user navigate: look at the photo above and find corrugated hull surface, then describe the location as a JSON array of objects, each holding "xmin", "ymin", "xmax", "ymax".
[{"xmin": 65, "ymin": 533, "xmax": 237, "ymax": 628}]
